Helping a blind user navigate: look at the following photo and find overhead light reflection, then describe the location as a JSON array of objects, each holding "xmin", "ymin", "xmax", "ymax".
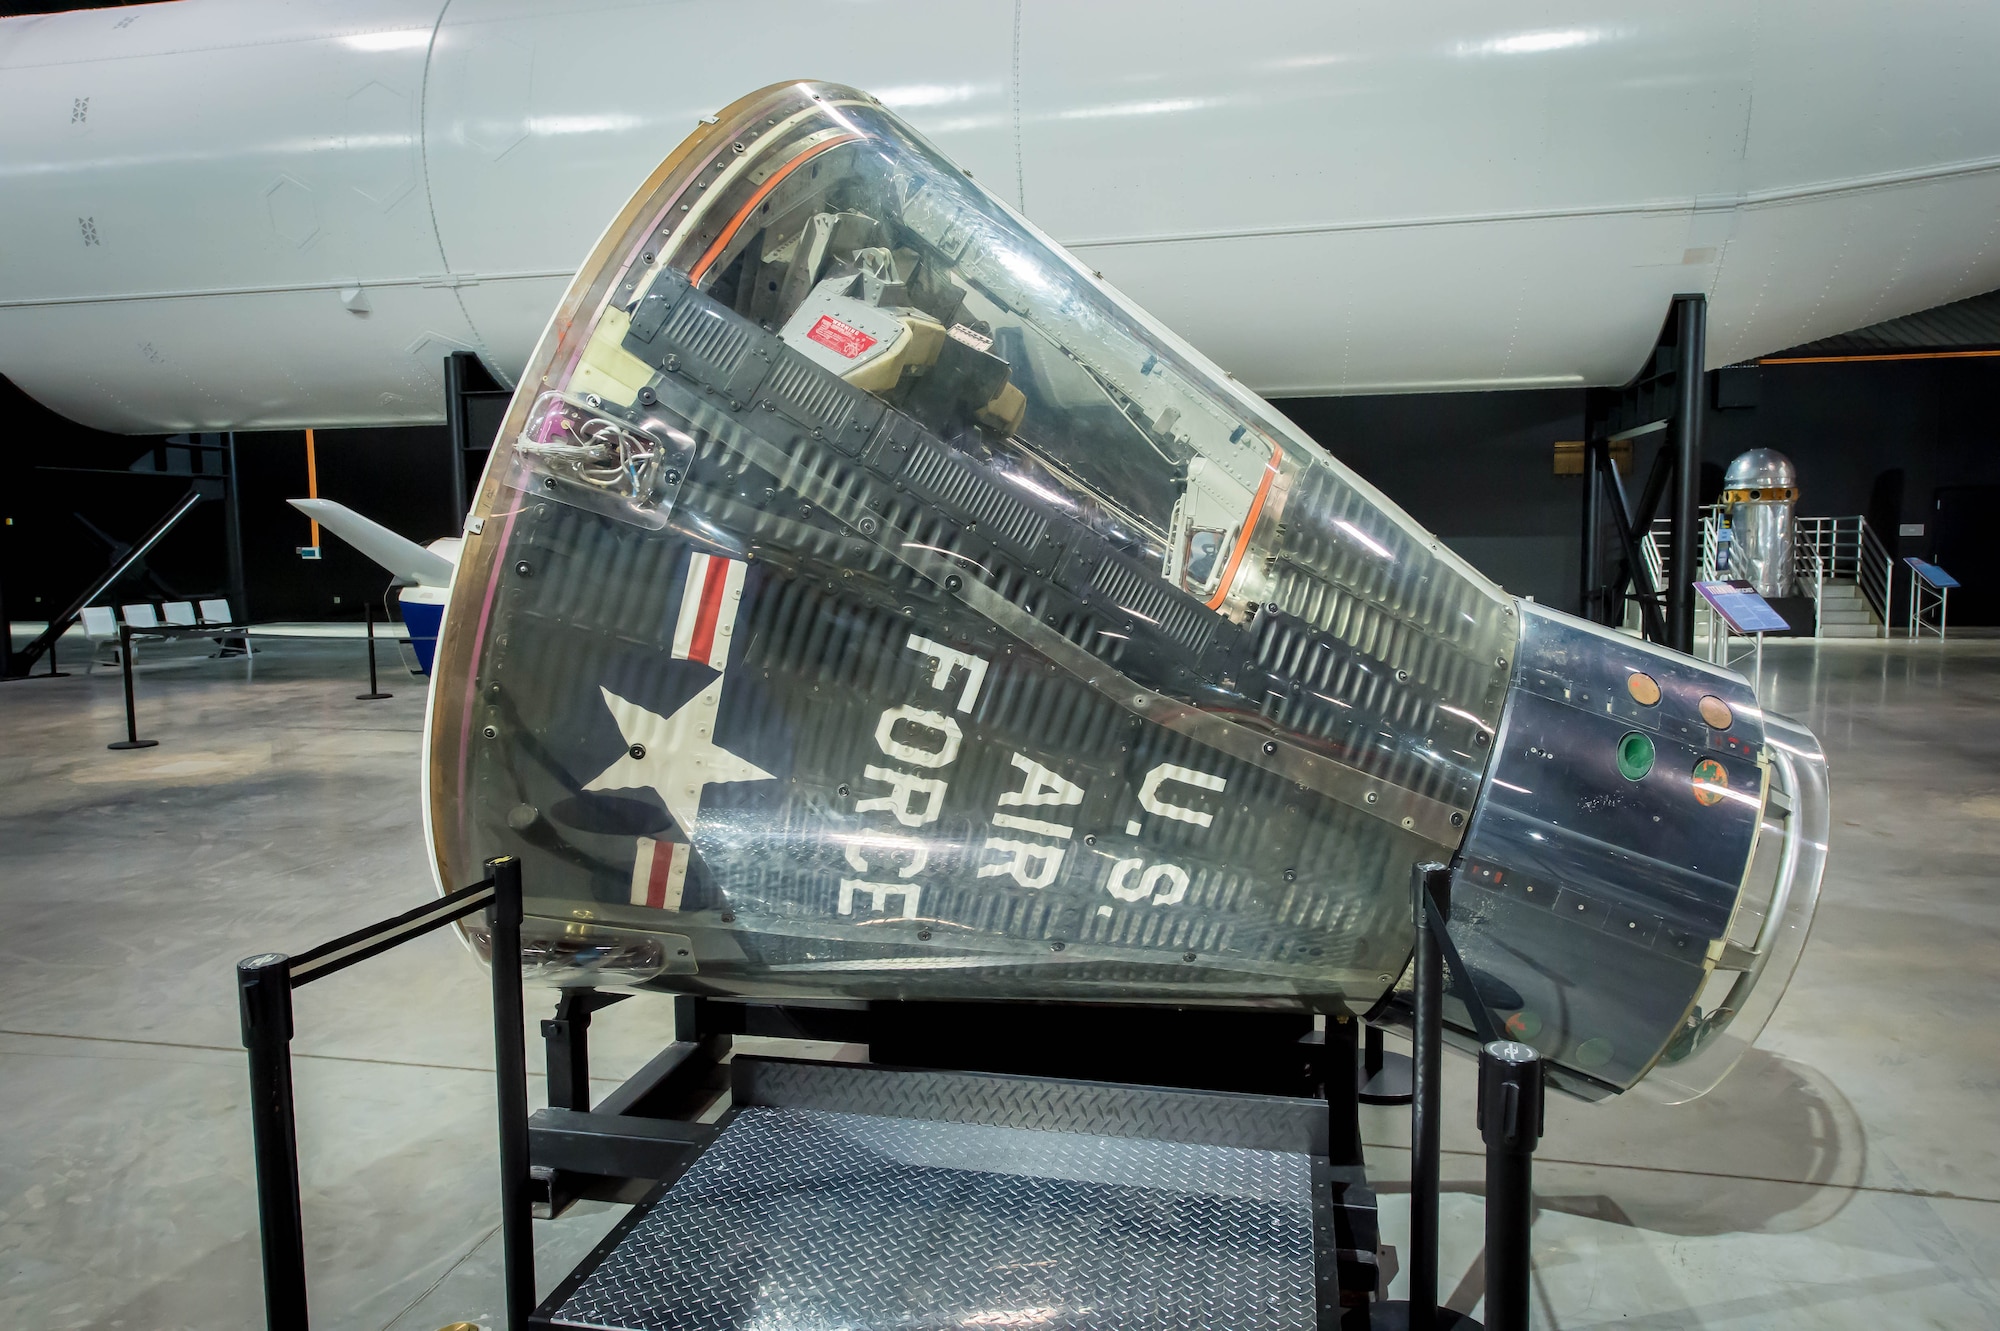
[
  {"xmin": 1336, "ymin": 519, "xmax": 1394, "ymax": 560},
  {"xmin": 1461, "ymin": 29, "xmax": 1598, "ymax": 56},
  {"xmin": 1437, "ymin": 703, "xmax": 1493, "ymax": 733},
  {"xmin": 1056, "ymin": 97, "xmax": 1221, "ymax": 121},
  {"xmin": 527, "ymin": 114, "xmax": 644, "ymax": 136},
  {"xmin": 876, "ymin": 83, "xmax": 991, "ymax": 108},
  {"xmin": 998, "ymin": 469, "xmax": 1071, "ymax": 507},
  {"xmin": 342, "ymin": 29, "xmax": 430, "ymax": 52}
]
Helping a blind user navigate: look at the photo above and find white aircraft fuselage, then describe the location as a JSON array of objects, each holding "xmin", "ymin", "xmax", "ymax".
[{"xmin": 2, "ymin": 1, "xmax": 1997, "ymax": 435}]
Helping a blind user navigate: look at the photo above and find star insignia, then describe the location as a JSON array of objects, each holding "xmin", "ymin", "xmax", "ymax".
[{"xmin": 584, "ymin": 678, "xmax": 774, "ymax": 837}]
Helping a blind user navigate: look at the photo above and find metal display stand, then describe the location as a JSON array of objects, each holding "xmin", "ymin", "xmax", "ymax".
[
  {"xmin": 1906, "ymin": 559, "xmax": 1955, "ymax": 640},
  {"xmin": 235, "ymin": 859, "xmax": 1550, "ymax": 1330},
  {"xmin": 355, "ymin": 600, "xmax": 393, "ymax": 701}
]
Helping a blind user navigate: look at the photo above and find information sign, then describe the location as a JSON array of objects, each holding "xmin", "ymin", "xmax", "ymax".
[
  {"xmin": 1904, "ymin": 557, "xmax": 1959, "ymax": 589},
  {"xmin": 1695, "ymin": 580, "xmax": 1790, "ymax": 634}
]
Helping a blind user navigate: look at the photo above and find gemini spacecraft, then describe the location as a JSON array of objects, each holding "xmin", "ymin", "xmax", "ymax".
[{"xmin": 428, "ymin": 81, "xmax": 1828, "ymax": 1102}]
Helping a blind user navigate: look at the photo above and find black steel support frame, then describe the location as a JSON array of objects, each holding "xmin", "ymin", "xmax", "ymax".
[
  {"xmin": 1581, "ymin": 294, "xmax": 1707, "ymax": 653},
  {"xmin": 4, "ymin": 481, "xmax": 216, "ymax": 680},
  {"xmin": 445, "ymin": 351, "xmax": 510, "ymax": 524},
  {"xmin": 236, "ymin": 855, "xmax": 1554, "ymax": 1331}
]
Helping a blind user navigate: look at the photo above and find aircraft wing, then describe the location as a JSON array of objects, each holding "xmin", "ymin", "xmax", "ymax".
[{"xmin": 288, "ymin": 499, "xmax": 456, "ymax": 588}]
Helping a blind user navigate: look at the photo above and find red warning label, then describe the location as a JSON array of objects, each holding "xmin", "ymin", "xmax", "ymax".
[{"xmin": 806, "ymin": 315, "xmax": 877, "ymax": 359}]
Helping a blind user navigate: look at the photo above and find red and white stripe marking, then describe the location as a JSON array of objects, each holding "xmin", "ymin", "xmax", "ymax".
[
  {"xmin": 629, "ymin": 836, "xmax": 691, "ymax": 911},
  {"xmin": 671, "ymin": 552, "xmax": 747, "ymax": 670}
]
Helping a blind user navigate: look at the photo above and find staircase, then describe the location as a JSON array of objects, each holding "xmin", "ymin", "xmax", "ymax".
[
  {"xmin": 1815, "ymin": 579, "xmax": 1882, "ymax": 638},
  {"xmin": 1643, "ymin": 511, "xmax": 1896, "ymax": 648}
]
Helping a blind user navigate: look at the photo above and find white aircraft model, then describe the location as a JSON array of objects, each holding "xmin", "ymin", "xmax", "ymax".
[{"xmin": 285, "ymin": 499, "xmax": 456, "ymax": 673}]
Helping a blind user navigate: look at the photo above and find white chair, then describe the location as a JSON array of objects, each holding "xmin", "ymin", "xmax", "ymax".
[
  {"xmin": 197, "ymin": 598, "xmax": 254, "ymax": 666},
  {"xmin": 163, "ymin": 601, "xmax": 198, "ymax": 626},
  {"xmin": 121, "ymin": 603, "xmax": 161, "ymax": 630},
  {"xmin": 79, "ymin": 606, "xmax": 120, "ymax": 672}
]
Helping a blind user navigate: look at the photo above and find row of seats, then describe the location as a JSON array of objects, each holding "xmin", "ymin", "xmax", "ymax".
[
  {"xmin": 80, "ymin": 600, "xmax": 237, "ymax": 636},
  {"xmin": 76, "ymin": 601, "xmax": 248, "ymax": 671}
]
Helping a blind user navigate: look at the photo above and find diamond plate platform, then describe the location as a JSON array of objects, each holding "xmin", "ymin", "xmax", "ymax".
[{"xmin": 542, "ymin": 1104, "xmax": 1319, "ymax": 1330}]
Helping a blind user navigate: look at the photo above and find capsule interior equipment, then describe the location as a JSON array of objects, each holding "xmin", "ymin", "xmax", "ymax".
[{"xmin": 428, "ymin": 81, "xmax": 1828, "ymax": 1100}]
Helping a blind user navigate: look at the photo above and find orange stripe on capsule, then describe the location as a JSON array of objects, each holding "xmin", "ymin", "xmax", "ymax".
[
  {"xmin": 1204, "ymin": 441, "xmax": 1284, "ymax": 611},
  {"xmin": 687, "ymin": 133, "xmax": 862, "ymax": 286}
]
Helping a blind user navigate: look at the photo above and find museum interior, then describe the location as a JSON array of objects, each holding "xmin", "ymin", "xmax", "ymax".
[{"xmin": 5, "ymin": 3, "xmax": 2000, "ymax": 1329}]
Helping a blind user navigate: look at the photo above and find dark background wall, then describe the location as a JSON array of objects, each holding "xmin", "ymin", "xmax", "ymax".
[
  {"xmin": 0, "ymin": 373, "xmax": 460, "ymax": 627},
  {"xmin": 1276, "ymin": 389, "xmax": 1587, "ymax": 611},
  {"xmin": 6, "ymin": 354, "xmax": 1998, "ymax": 629},
  {"xmin": 1277, "ymin": 354, "xmax": 2000, "ymax": 620}
]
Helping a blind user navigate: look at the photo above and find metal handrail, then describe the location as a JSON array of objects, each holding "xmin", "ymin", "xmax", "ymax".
[
  {"xmin": 1858, "ymin": 519, "xmax": 1894, "ymax": 628},
  {"xmin": 1800, "ymin": 546, "xmax": 1825, "ymax": 638}
]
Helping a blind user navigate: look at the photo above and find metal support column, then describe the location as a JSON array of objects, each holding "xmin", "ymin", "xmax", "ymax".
[
  {"xmin": 1580, "ymin": 293, "xmax": 1707, "ymax": 650},
  {"xmin": 543, "ymin": 990, "xmax": 629, "ymax": 1113},
  {"xmin": 1668, "ymin": 294, "xmax": 1706, "ymax": 653},
  {"xmin": 1323, "ymin": 1012, "xmax": 1363, "ymax": 1168},
  {"xmin": 444, "ymin": 353, "xmax": 474, "ymax": 525},
  {"xmin": 224, "ymin": 431, "xmax": 249, "ymax": 621},
  {"xmin": 1580, "ymin": 439, "xmax": 1604, "ymax": 624}
]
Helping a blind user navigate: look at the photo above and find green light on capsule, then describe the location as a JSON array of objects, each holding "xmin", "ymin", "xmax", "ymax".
[{"xmin": 1616, "ymin": 731, "xmax": 1655, "ymax": 781}]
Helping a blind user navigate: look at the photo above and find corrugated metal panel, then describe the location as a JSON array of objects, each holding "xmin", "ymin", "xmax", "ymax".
[{"xmin": 1769, "ymin": 287, "xmax": 2000, "ymax": 357}]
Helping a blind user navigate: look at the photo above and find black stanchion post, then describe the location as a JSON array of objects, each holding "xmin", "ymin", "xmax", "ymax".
[
  {"xmin": 356, "ymin": 600, "xmax": 392, "ymax": 701},
  {"xmin": 238, "ymin": 953, "xmax": 308, "ymax": 1330},
  {"xmin": 1478, "ymin": 1041, "xmax": 1545, "ymax": 1331},
  {"xmin": 1409, "ymin": 860, "xmax": 1451, "ymax": 1331},
  {"xmin": 108, "ymin": 624, "xmax": 158, "ymax": 750},
  {"xmin": 487, "ymin": 855, "xmax": 535, "ymax": 1329}
]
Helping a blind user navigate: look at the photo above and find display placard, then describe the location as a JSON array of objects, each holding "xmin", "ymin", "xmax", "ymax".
[
  {"xmin": 1904, "ymin": 557, "xmax": 1959, "ymax": 589},
  {"xmin": 1695, "ymin": 580, "xmax": 1790, "ymax": 634}
]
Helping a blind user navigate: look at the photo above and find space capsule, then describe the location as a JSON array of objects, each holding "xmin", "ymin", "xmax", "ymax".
[{"xmin": 429, "ymin": 81, "xmax": 1828, "ymax": 1101}]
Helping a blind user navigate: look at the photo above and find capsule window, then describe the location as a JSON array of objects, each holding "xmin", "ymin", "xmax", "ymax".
[{"xmin": 1616, "ymin": 731, "xmax": 1655, "ymax": 781}]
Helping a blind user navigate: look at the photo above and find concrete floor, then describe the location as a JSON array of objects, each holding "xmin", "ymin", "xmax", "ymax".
[{"xmin": 2, "ymin": 635, "xmax": 1998, "ymax": 1328}]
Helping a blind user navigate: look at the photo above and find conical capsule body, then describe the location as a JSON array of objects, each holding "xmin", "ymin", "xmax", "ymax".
[{"xmin": 430, "ymin": 82, "xmax": 1826, "ymax": 1098}]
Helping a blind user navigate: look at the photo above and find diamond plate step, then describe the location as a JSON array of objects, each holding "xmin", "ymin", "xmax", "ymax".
[{"xmin": 537, "ymin": 1104, "xmax": 1332, "ymax": 1330}]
